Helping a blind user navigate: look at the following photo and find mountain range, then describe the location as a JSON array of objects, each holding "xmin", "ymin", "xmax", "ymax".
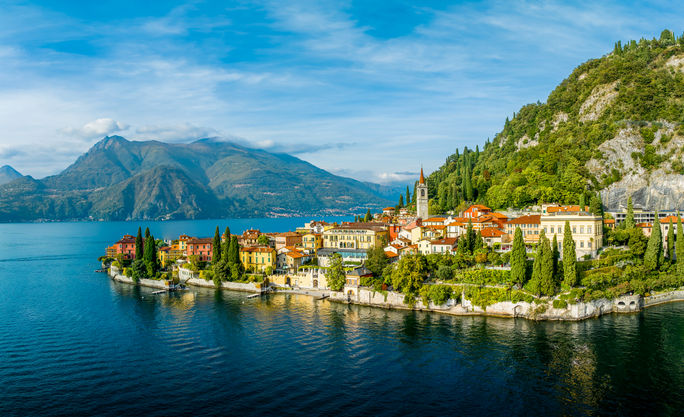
[
  {"xmin": 0, "ymin": 137, "xmax": 393, "ymax": 221},
  {"xmin": 427, "ymin": 30, "xmax": 684, "ymax": 212}
]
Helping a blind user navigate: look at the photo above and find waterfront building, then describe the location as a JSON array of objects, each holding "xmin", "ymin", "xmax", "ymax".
[
  {"xmin": 106, "ymin": 234, "xmax": 137, "ymax": 259},
  {"xmin": 301, "ymin": 233, "xmax": 323, "ymax": 252},
  {"xmin": 187, "ymin": 237, "xmax": 213, "ymax": 262},
  {"xmin": 540, "ymin": 212, "xmax": 603, "ymax": 259},
  {"xmin": 239, "ymin": 246, "xmax": 276, "ymax": 272},
  {"xmin": 416, "ymin": 167, "xmax": 429, "ymax": 219},
  {"xmin": 317, "ymin": 248, "xmax": 368, "ymax": 267},
  {"xmin": 481, "ymin": 227, "xmax": 505, "ymax": 247},
  {"xmin": 322, "ymin": 224, "xmax": 388, "ymax": 250},
  {"xmin": 275, "ymin": 232, "xmax": 303, "ymax": 250},
  {"xmin": 276, "ymin": 246, "xmax": 310, "ymax": 273},
  {"xmin": 504, "ymin": 215, "xmax": 541, "ymax": 244}
]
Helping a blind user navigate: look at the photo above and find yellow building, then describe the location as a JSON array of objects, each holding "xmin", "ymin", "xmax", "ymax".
[
  {"xmin": 240, "ymin": 246, "xmax": 276, "ymax": 272},
  {"xmin": 540, "ymin": 212, "xmax": 603, "ymax": 259},
  {"xmin": 158, "ymin": 243, "xmax": 185, "ymax": 266},
  {"xmin": 302, "ymin": 233, "xmax": 323, "ymax": 251},
  {"xmin": 322, "ymin": 224, "xmax": 388, "ymax": 250}
]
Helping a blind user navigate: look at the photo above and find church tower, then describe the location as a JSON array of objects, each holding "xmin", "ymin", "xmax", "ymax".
[{"xmin": 416, "ymin": 167, "xmax": 429, "ymax": 219}]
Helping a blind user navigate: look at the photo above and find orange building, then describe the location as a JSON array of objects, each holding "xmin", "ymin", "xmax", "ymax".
[{"xmin": 106, "ymin": 235, "xmax": 137, "ymax": 259}]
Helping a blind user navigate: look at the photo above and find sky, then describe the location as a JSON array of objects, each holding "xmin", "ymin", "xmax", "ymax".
[{"xmin": 0, "ymin": 0, "xmax": 682, "ymax": 184}]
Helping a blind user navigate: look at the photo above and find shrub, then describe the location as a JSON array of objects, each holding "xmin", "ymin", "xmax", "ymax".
[{"xmin": 552, "ymin": 299, "xmax": 568, "ymax": 309}]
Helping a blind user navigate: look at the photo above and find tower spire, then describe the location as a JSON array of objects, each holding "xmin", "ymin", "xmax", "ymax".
[{"xmin": 419, "ymin": 166, "xmax": 425, "ymax": 184}]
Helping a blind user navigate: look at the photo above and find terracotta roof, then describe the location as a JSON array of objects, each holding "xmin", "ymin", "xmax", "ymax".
[
  {"xmin": 489, "ymin": 212, "xmax": 508, "ymax": 219},
  {"xmin": 660, "ymin": 215, "xmax": 683, "ymax": 223},
  {"xmin": 481, "ymin": 227, "xmax": 505, "ymax": 238},
  {"xmin": 603, "ymin": 219, "xmax": 616, "ymax": 224},
  {"xmin": 277, "ymin": 232, "xmax": 301, "ymax": 237},
  {"xmin": 188, "ymin": 237, "xmax": 213, "ymax": 244},
  {"xmin": 430, "ymin": 237, "xmax": 458, "ymax": 246},
  {"xmin": 507, "ymin": 215, "xmax": 541, "ymax": 225},
  {"xmin": 287, "ymin": 251, "xmax": 305, "ymax": 259},
  {"xmin": 385, "ymin": 251, "xmax": 399, "ymax": 258},
  {"xmin": 423, "ymin": 217, "xmax": 446, "ymax": 222},
  {"xmin": 466, "ymin": 204, "xmax": 491, "ymax": 211},
  {"xmin": 240, "ymin": 246, "xmax": 274, "ymax": 253},
  {"xmin": 547, "ymin": 205, "xmax": 588, "ymax": 213},
  {"xmin": 636, "ymin": 222, "xmax": 651, "ymax": 228},
  {"xmin": 470, "ymin": 215, "xmax": 494, "ymax": 223},
  {"xmin": 383, "ymin": 207, "xmax": 395, "ymax": 211}
]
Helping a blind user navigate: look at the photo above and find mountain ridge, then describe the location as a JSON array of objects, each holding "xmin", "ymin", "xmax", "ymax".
[{"xmin": 0, "ymin": 136, "xmax": 391, "ymax": 221}]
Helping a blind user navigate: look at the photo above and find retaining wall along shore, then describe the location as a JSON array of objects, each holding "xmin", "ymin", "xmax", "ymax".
[{"xmin": 329, "ymin": 287, "xmax": 684, "ymax": 321}]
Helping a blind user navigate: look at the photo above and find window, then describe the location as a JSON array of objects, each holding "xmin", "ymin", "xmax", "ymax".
[
  {"xmin": 551, "ymin": 227, "xmax": 555, "ymax": 234},
  {"xmin": 572, "ymin": 226, "xmax": 577, "ymax": 233},
  {"xmin": 421, "ymin": 189, "xmax": 425, "ymax": 197},
  {"xmin": 580, "ymin": 226, "xmax": 584, "ymax": 234},
  {"xmin": 588, "ymin": 226, "xmax": 592, "ymax": 233},
  {"xmin": 580, "ymin": 241, "xmax": 584, "ymax": 248},
  {"xmin": 588, "ymin": 241, "xmax": 592, "ymax": 249}
]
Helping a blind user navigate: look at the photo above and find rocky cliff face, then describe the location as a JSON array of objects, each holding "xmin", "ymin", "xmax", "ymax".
[{"xmin": 587, "ymin": 121, "xmax": 684, "ymax": 210}]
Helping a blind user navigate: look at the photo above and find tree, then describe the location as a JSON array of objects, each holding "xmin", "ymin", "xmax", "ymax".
[
  {"xmin": 435, "ymin": 264, "xmax": 453, "ymax": 281},
  {"xmin": 624, "ymin": 197, "xmax": 635, "ymax": 230},
  {"xmin": 540, "ymin": 236, "xmax": 555, "ymax": 296},
  {"xmin": 143, "ymin": 234, "xmax": 158, "ymax": 276},
  {"xmin": 406, "ymin": 185, "xmax": 411, "ymax": 205},
  {"xmin": 465, "ymin": 219, "xmax": 475, "ymax": 254},
  {"xmin": 257, "ymin": 235, "xmax": 270, "ymax": 246},
  {"xmin": 145, "ymin": 227, "xmax": 151, "ymax": 239},
  {"xmin": 398, "ymin": 194, "xmax": 404, "ymax": 207},
  {"xmin": 212, "ymin": 226, "xmax": 222, "ymax": 264},
  {"xmin": 222, "ymin": 227, "xmax": 231, "ymax": 260},
  {"xmin": 562, "ymin": 221, "xmax": 577, "ymax": 287},
  {"xmin": 391, "ymin": 255, "xmax": 428, "ymax": 305},
  {"xmin": 228, "ymin": 236, "xmax": 241, "ymax": 265},
  {"xmin": 579, "ymin": 194, "xmax": 586, "ymax": 211},
  {"xmin": 131, "ymin": 259, "xmax": 147, "ymax": 282},
  {"xmin": 365, "ymin": 246, "xmax": 388, "ymax": 278},
  {"xmin": 529, "ymin": 231, "xmax": 545, "ymax": 296},
  {"xmin": 510, "ymin": 227, "xmax": 526, "ymax": 286},
  {"xmin": 327, "ymin": 254, "xmax": 346, "ymax": 291},
  {"xmin": 135, "ymin": 227, "xmax": 143, "ymax": 261},
  {"xmin": 677, "ymin": 214, "xmax": 684, "ymax": 276},
  {"xmin": 364, "ymin": 209, "xmax": 372, "ymax": 222},
  {"xmin": 644, "ymin": 212, "xmax": 662, "ymax": 271},
  {"xmin": 589, "ymin": 195, "xmax": 603, "ymax": 217},
  {"xmin": 666, "ymin": 220, "xmax": 675, "ymax": 263},
  {"xmin": 628, "ymin": 227, "xmax": 648, "ymax": 258},
  {"xmin": 552, "ymin": 234, "xmax": 560, "ymax": 284}
]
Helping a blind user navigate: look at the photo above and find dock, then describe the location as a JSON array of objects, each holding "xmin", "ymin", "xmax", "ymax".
[{"xmin": 246, "ymin": 293, "xmax": 261, "ymax": 299}]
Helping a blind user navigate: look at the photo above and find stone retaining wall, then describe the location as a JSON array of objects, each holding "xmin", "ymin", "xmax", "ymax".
[{"xmin": 329, "ymin": 286, "xmax": 682, "ymax": 321}]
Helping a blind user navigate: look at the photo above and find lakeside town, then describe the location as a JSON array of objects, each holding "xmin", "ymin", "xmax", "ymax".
[{"xmin": 103, "ymin": 169, "xmax": 684, "ymax": 320}]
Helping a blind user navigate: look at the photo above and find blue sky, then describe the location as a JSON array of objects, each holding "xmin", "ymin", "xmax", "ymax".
[{"xmin": 0, "ymin": 0, "xmax": 682, "ymax": 183}]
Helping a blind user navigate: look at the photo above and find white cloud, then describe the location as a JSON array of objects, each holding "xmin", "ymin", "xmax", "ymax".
[
  {"xmin": 59, "ymin": 118, "xmax": 129, "ymax": 140},
  {"xmin": 135, "ymin": 123, "xmax": 220, "ymax": 142}
]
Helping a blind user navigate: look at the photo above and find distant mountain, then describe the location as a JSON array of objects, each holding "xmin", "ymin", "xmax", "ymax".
[
  {"xmin": 0, "ymin": 165, "xmax": 22, "ymax": 185},
  {"xmin": 0, "ymin": 136, "xmax": 391, "ymax": 221}
]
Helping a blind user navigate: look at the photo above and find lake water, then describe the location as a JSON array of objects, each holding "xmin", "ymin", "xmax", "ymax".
[{"xmin": 0, "ymin": 219, "xmax": 682, "ymax": 416}]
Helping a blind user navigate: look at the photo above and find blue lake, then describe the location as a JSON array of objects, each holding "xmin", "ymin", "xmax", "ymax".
[{"xmin": 0, "ymin": 219, "xmax": 682, "ymax": 416}]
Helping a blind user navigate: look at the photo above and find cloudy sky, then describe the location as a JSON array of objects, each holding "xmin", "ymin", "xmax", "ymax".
[{"xmin": 0, "ymin": 0, "xmax": 682, "ymax": 183}]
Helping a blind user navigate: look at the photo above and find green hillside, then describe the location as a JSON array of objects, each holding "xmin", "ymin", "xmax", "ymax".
[{"xmin": 428, "ymin": 30, "xmax": 684, "ymax": 212}]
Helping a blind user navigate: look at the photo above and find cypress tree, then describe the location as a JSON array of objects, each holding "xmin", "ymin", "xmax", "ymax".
[
  {"xmin": 143, "ymin": 234, "xmax": 157, "ymax": 274},
  {"xmin": 552, "ymin": 234, "xmax": 560, "ymax": 286},
  {"xmin": 222, "ymin": 227, "xmax": 231, "ymax": 260},
  {"xmin": 406, "ymin": 186, "xmax": 411, "ymax": 205},
  {"xmin": 466, "ymin": 220, "xmax": 475, "ymax": 254},
  {"xmin": 364, "ymin": 209, "xmax": 372, "ymax": 222},
  {"xmin": 589, "ymin": 194, "xmax": 603, "ymax": 217},
  {"xmin": 212, "ymin": 226, "xmax": 222, "ymax": 263},
  {"xmin": 135, "ymin": 227, "xmax": 143, "ymax": 261},
  {"xmin": 644, "ymin": 212, "xmax": 662, "ymax": 271},
  {"xmin": 145, "ymin": 227, "xmax": 150, "ymax": 239},
  {"xmin": 229, "ymin": 236, "xmax": 241, "ymax": 265},
  {"xmin": 398, "ymin": 194, "xmax": 404, "ymax": 207},
  {"xmin": 510, "ymin": 228, "xmax": 526, "ymax": 287},
  {"xmin": 562, "ymin": 221, "xmax": 577, "ymax": 287},
  {"xmin": 474, "ymin": 231, "xmax": 484, "ymax": 252},
  {"xmin": 579, "ymin": 194, "xmax": 586, "ymax": 211},
  {"xmin": 677, "ymin": 213, "xmax": 684, "ymax": 276},
  {"xmin": 666, "ymin": 219, "xmax": 675, "ymax": 263},
  {"xmin": 540, "ymin": 236, "xmax": 555, "ymax": 296},
  {"xmin": 624, "ymin": 197, "xmax": 635, "ymax": 230},
  {"xmin": 529, "ymin": 233, "xmax": 544, "ymax": 296}
]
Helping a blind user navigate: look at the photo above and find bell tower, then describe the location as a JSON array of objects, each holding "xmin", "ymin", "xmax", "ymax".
[{"xmin": 416, "ymin": 167, "xmax": 428, "ymax": 219}]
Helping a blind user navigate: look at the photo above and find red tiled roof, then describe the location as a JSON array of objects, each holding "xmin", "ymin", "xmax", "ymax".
[
  {"xmin": 507, "ymin": 215, "xmax": 541, "ymax": 225},
  {"xmin": 240, "ymin": 246, "xmax": 274, "ymax": 253},
  {"xmin": 430, "ymin": 237, "xmax": 458, "ymax": 245},
  {"xmin": 481, "ymin": 227, "xmax": 505, "ymax": 237},
  {"xmin": 385, "ymin": 251, "xmax": 399, "ymax": 258}
]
